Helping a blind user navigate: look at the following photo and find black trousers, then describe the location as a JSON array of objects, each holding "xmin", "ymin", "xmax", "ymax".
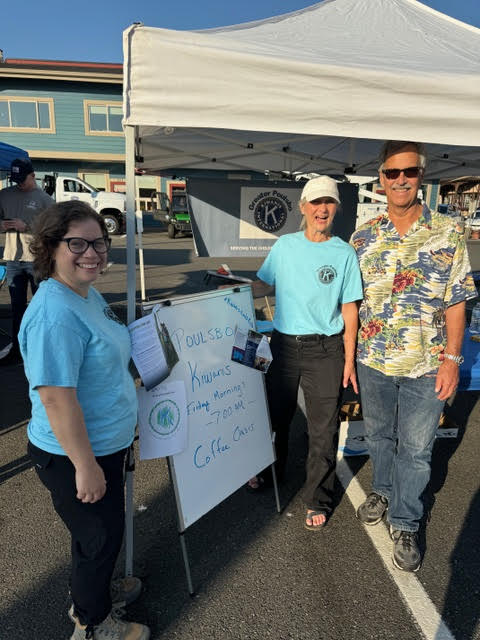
[
  {"xmin": 265, "ymin": 330, "xmax": 344, "ymax": 512},
  {"xmin": 7, "ymin": 261, "xmax": 38, "ymax": 352},
  {"xmin": 28, "ymin": 441, "xmax": 127, "ymax": 626}
]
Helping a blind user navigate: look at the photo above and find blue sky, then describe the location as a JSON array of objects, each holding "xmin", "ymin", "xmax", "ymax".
[{"xmin": 1, "ymin": 0, "xmax": 478, "ymax": 63}]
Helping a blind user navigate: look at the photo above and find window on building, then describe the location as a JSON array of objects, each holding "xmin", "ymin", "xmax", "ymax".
[
  {"xmin": 0, "ymin": 97, "xmax": 55, "ymax": 133},
  {"xmin": 79, "ymin": 172, "xmax": 108, "ymax": 191},
  {"xmin": 84, "ymin": 101, "xmax": 123, "ymax": 136},
  {"xmin": 137, "ymin": 175, "xmax": 158, "ymax": 211}
]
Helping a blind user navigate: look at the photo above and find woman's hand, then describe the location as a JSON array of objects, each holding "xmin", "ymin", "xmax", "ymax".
[
  {"xmin": 75, "ymin": 460, "xmax": 107, "ymax": 503},
  {"xmin": 38, "ymin": 386, "xmax": 107, "ymax": 502}
]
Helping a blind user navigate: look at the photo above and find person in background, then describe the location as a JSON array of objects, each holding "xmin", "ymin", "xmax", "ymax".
[
  {"xmin": 19, "ymin": 201, "xmax": 149, "ymax": 640},
  {"xmin": 0, "ymin": 157, "xmax": 53, "ymax": 366},
  {"xmin": 249, "ymin": 176, "xmax": 363, "ymax": 530},
  {"xmin": 351, "ymin": 140, "xmax": 476, "ymax": 572}
]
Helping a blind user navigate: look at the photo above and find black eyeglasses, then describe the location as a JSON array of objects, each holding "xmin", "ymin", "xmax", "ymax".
[
  {"xmin": 60, "ymin": 237, "xmax": 111, "ymax": 254},
  {"xmin": 381, "ymin": 166, "xmax": 423, "ymax": 180}
]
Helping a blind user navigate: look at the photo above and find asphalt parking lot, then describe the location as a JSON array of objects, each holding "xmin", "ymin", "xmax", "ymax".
[{"xmin": 1, "ymin": 229, "xmax": 480, "ymax": 640}]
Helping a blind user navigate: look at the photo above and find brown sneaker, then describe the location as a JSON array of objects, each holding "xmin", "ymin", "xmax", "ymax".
[{"xmin": 111, "ymin": 576, "xmax": 143, "ymax": 605}]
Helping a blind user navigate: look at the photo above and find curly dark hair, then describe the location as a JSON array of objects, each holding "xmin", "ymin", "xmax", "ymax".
[{"xmin": 30, "ymin": 201, "xmax": 109, "ymax": 281}]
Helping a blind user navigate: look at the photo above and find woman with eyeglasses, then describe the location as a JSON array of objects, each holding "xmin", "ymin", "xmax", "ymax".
[{"xmin": 18, "ymin": 201, "xmax": 150, "ymax": 640}]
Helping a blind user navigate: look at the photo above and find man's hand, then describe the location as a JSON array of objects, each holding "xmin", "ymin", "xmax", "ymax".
[
  {"xmin": 1, "ymin": 220, "xmax": 15, "ymax": 231},
  {"xmin": 2, "ymin": 218, "xmax": 27, "ymax": 232},
  {"xmin": 342, "ymin": 360, "xmax": 359, "ymax": 394},
  {"xmin": 435, "ymin": 360, "xmax": 459, "ymax": 400},
  {"xmin": 75, "ymin": 461, "xmax": 107, "ymax": 503},
  {"xmin": 10, "ymin": 218, "xmax": 27, "ymax": 232}
]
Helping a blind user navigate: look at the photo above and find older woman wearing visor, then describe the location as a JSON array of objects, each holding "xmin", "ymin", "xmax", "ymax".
[{"xmin": 249, "ymin": 176, "xmax": 363, "ymax": 530}]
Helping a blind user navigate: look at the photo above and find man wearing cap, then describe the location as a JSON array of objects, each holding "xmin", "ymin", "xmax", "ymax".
[
  {"xmin": 0, "ymin": 158, "xmax": 53, "ymax": 365},
  {"xmin": 248, "ymin": 175, "xmax": 363, "ymax": 531},
  {"xmin": 351, "ymin": 141, "xmax": 476, "ymax": 571}
]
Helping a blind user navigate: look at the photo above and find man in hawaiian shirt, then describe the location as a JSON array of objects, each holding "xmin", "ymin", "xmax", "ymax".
[{"xmin": 350, "ymin": 140, "xmax": 476, "ymax": 572}]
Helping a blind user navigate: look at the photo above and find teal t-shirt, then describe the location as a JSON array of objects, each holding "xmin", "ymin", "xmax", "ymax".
[
  {"xmin": 19, "ymin": 279, "xmax": 137, "ymax": 456},
  {"xmin": 257, "ymin": 232, "xmax": 363, "ymax": 335}
]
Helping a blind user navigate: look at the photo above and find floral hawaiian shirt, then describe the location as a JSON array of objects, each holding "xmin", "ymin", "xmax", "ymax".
[{"xmin": 350, "ymin": 205, "xmax": 476, "ymax": 377}]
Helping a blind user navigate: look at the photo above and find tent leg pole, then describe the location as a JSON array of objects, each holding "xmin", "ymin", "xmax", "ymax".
[
  {"xmin": 124, "ymin": 444, "xmax": 135, "ymax": 576},
  {"xmin": 125, "ymin": 124, "xmax": 137, "ymax": 326},
  {"xmin": 271, "ymin": 463, "xmax": 281, "ymax": 513},
  {"xmin": 125, "ymin": 125, "xmax": 137, "ymax": 577},
  {"xmin": 136, "ymin": 212, "xmax": 146, "ymax": 302}
]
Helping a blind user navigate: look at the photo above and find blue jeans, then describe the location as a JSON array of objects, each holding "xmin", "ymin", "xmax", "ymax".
[
  {"xmin": 6, "ymin": 260, "xmax": 37, "ymax": 351},
  {"xmin": 357, "ymin": 362, "xmax": 444, "ymax": 532}
]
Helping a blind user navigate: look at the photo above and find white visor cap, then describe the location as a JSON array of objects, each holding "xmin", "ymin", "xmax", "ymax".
[{"xmin": 301, "ymin": 176, "xmax": 340, "ymax": 204}]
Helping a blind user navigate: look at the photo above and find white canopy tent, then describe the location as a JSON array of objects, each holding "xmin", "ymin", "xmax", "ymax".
[
  {"xmin": 121, "ymin": 0, "xmax": 480, "ymax": 574},
  {"xmin": 123, "ymin": 0, "xmax": 480, "ymax": 180},
  {"xmin": 122, "ymin": 0, "xmax": 480, "ymax": 319}
]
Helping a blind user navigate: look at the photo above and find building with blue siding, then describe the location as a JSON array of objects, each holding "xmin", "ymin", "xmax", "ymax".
[{"xmin": 0, "ymin": 57, "xmax": 177, "ymax": 211}]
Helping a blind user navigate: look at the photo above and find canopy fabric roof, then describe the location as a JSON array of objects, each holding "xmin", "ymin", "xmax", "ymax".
[
  {"xmin": 0, "ymin": 142, "xmax": 29, "ymax": 171},
  {"xmin": 122, "ymin": 0, "xmax": 480, "ymax": 179}
]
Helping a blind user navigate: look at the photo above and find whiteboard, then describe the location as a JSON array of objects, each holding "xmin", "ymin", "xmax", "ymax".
[{"xmin": 151, "ymin": 286, "xmax": 275, "ymax": 530}]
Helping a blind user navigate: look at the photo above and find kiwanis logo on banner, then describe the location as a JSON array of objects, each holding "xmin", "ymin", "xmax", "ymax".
[{"xmin": 239, "ymin": 187, "xmax": 301, "ymax": 239}]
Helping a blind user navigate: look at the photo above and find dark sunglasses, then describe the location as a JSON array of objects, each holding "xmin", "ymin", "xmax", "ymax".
[
  {"xmin": 60, "ymin": 237, "xmax": 111, "ymax": 254},
  {"xmin": 381, "ymin": 166, "xmax": 423, "ymax": 180}
]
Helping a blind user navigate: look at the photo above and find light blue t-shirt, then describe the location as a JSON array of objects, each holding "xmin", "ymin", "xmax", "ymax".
[
  {"xmin": 257, "ymin": 232, "xmax": 363, "ymax": 335},
  {"xmin": 19, "ymin": 278, "xmax": 137, "ymax": 456}
]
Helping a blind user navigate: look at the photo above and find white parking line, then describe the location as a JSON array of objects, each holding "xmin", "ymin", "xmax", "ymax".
[{"xmin": 336, "ymin": 453, "xmax": 455, "ymax": 640}]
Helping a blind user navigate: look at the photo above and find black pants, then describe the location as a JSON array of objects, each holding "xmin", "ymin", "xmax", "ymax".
[
  {"xmin": 28, "ymin": 441, "xmax": 127, "ymax": 626},
  {"xmin": 7, "ymin": 261, "xmax": 38, "ymax": 352},
  {"xmin": 266, "ymin": 330, "xmax": 344, "ymax": 513}
]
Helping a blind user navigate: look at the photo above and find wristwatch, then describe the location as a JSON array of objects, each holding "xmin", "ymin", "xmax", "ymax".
[{"xmin": 443, "ymin": 353, "xmax": 464, "ymax": 365}]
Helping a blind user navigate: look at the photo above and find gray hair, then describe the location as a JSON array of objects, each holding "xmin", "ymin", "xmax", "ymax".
[
  {"xmin": 299, "ymin": 198, "xmax": 307, "ymax": 230},
  {"xmin": 378, "ymin": 141, "xmax": 427, "ymax": 171}
]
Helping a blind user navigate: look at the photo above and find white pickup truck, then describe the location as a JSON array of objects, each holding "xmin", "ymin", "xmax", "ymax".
[{"xmin": 41, "ymin": 174, "xmax": 126, "ymax": 234}]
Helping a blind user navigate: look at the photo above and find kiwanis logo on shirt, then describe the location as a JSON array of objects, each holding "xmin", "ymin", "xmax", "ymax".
[
  {"xmin": 317, "ymin": 265, "xmax": 337, "ymax": 285},
  {"xmin": 104, "ymin": 307, "xmax": 124, "ymax": 324}
]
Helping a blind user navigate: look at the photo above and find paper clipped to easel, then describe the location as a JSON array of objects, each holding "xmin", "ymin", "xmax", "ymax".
[
  {"xmin": 231, "ymin": 327, "xmax": 272, "ymax": 373},
  {"xmin": 128, "ymin": 310, "xmax": 179, "ymax": 390},
  {"xmin": 137, "ymin": 380, "xmax": 188, "ymax": 459}
]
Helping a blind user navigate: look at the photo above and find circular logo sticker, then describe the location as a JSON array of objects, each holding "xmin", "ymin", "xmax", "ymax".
[
  {"xmin": 149, "ymin": 399, "xmax": 180, "ymax": 437},
  {"xmin": 103, "ymin": 307, "xmax": 124, "ymax": 324},
  {"xmin": 317, "ymin": 265, "xmax": 337, "ymax": 285},
  {"xmin": 253, "ymin": 196, "xmax": 288, "ymax": 232}
]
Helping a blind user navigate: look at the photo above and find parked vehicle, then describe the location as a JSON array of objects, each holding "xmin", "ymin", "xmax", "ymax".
[
  {"xmin": 41, "ymin": 174, "xmax": 126, "ymax": 234},
  {"xmin": 466, "ymin": 208, "xmax": 480, "ymax": 231},
  {"xmin": 437, "ymin": 203, "xmax": 457, "ymax": 215},
  {"xmin": 150, "ymin": 189, "xmax": 191, "ymax": 238}
]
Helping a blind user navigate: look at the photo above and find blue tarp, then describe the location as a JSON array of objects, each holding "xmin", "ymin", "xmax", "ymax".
[
  {"xmin": 459, "ymin": 328, "xmax": 480, "ymax": 391},
  {"xmin": 0, "ymin": 142, "xmax": 29, "ymax": 171}
]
